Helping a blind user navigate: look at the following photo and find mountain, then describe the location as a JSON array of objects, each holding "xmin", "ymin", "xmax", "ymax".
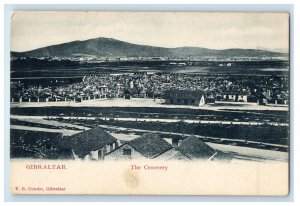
[
  {"xmin": 11, "ymin": 37, "xmax": 288, "ymax": 58},
  {"xmin": 255, "ymin": 47, "xmax": 289, "ymax": 54}
]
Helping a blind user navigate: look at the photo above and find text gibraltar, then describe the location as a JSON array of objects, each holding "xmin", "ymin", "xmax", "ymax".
[{"xmin": 25, "ymin": 164, "xmax": 67, "ymax": 170}]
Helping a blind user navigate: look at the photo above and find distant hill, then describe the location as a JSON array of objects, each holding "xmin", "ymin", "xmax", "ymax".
[{"xmin": 11, "ymin": 37, "xmax": 288, "ymax": 58}]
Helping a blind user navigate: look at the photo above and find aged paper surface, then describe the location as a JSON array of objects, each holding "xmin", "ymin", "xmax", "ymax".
[
  {"xmin": 10, "ymin": 11, "xmax": 289, "ymax": 195},
  {"xmin": 10, "ymin": 160, "xmax": 288, "ymax": 195}
]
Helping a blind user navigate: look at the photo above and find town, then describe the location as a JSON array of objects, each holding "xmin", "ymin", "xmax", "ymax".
[{"xmin": 11, "ymin": 72, "xmax": 289, "ymax": 106}]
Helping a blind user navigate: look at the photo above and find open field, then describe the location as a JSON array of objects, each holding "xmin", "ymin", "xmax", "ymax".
[
  {"xmin": 11, "ymin": 107, "xmax": 289, "ymax": 147},
  {"xmin": 11, "ymin": 59, "xmax": 289, "ymax": 78},
  {"xmin": 58, "ymin": 117, "xmax": 288, "ymax": 146},
  {"xmin": 10, "ymin": 99, "xmax": 289, "ymax": 126}
]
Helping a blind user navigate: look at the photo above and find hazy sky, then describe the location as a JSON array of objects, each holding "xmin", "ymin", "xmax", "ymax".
[{"xmin": 11, "ymin": 11, "xmax": 289, "ymax": 52}]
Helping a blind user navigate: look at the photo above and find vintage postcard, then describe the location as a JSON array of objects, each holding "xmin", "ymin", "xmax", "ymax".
[{"xmin": 9, "ymin": 11, "xmax": 289, "ymax": 195}]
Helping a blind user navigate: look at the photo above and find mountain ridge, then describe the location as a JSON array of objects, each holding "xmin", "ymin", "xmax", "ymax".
[{"xmin": 11, "ymin": 37, "xmax": 288, "ymax": 58}]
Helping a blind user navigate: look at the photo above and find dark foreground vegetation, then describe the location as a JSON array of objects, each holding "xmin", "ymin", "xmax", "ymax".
[{"xmin": 59, "ymin": 117, "xmax": 289, "ymax": 149}]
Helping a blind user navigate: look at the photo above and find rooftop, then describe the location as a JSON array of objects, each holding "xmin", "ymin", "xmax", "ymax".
[
  {"xmin": 67, "ymin": 126, "xmax": 117, "ymax": 158},
  {"xmin": 164, "ymin": 90, "xmax": 204, "ymax": 100},
  {"xmin": 155, "ymin": 147, "xmax": 190, "ymax": 161},
  {"xmin": 128, "ymin": 133, "xmax": 173, "ymax": 158},
  {"xmin": 177, "ymin": 136, "xmax": 216, "ymax": 160}
]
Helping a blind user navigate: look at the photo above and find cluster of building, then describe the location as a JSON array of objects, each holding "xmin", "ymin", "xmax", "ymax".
[
  {"xmin": 11, "ymin": 73, "xmax": 289, "ymax": 106},
  {"xmin": 10, "ymin": 126, "xmax": 232, "ymax": 161},
  {"xmin": 12, "ymin": 55, "xmax": 287, "ymax": 62}
]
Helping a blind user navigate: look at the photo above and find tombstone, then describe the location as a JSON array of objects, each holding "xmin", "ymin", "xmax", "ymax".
[{"xmin": 199, "ymin": 95, "xmax": 205, "ymax": 106}]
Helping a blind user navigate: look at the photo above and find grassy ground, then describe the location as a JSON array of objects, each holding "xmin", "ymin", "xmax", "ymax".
[
  {"xmin": 11, "ymin": 104, "xmax": 289, "ymax": 123},
  {"xmin": 61, "ymin": 118, "xmax": 288, "ymax": 146}
]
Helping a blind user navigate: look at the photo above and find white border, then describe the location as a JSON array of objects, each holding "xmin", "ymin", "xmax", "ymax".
[{"xmin": 1, "ymin": 0, "xmax": 299, "ymax": 204}]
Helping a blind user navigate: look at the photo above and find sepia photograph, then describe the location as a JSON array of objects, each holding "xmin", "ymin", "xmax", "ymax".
[{"xmin": 9, "ymin": 11, "xmax": 290, "ymax": 195}]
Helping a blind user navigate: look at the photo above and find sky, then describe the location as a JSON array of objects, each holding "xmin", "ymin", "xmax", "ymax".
[{"xmin": 10, "ymin": 11, "xmax": 289, "ymax": 52}]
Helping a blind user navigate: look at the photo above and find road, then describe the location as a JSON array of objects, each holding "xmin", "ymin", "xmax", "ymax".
[{"xmin": 11, "ymin": 98, "xmax": 289, "ymax": 112}]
